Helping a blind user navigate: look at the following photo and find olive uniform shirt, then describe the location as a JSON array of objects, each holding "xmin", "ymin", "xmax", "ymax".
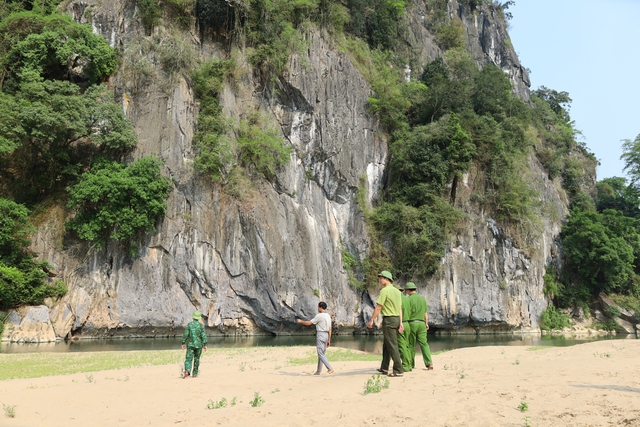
[
  {"xmin": 376, "ymin": 285, "xmax": 402, "ymax": 317},
  {"xmin": 409, "ymin": 293, "xmax": 429, "ymax": 321}
]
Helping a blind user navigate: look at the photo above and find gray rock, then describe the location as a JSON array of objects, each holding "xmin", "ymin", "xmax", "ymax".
[
  {"xmin": 8, "ymin": 306, "xmax": 57, "ymax": 343},
  {"xmin": 9, "ymin": 0, "xmax": 580, "ymax": 341}
]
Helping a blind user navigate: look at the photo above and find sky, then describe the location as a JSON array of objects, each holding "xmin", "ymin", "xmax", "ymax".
[{"xmin": 508, "ymin": 0, "xmax": 640, "ymax": 180}]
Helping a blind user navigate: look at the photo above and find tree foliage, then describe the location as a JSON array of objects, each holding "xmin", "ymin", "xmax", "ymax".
[
  {"xmin": 621, "ymin": 134, "xmax": 640, "ymax": 187},
  {"xmin": 0, "ymin": 197, "xmax": 66, "ymax": 310},
  {"xmin": 0, "ymin": 12, "xmax": 132, "ymax": 205},
  {"xmin": 0, "ymin": 12, "xmax": 117, "ymax": 89},
  {"xmin": 66, "ymin": 157, "xmax": 172, "ymax": 253},
  {"xmin": 561, "ymin": 209, "xmax": 640, "ymax": 299}
]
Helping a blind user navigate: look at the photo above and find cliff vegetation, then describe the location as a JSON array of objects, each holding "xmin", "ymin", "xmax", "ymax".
[{"xmin": 2, "ymin": 0, "xmax": 637, "ymax": 336}]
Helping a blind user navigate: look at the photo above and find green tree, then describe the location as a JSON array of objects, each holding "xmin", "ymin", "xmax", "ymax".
[
  {"xmin": 191, "ymin": 59, "xmax": 234, "ymax": 180},
  {"xmin": 596, "ymin": 177, "xmax": 640, "ymax": 218},
  {"xmin": 66, "ymin": 157, "xmax": 172, "ymax": 253},
  {"xmin": 390, "ymin": 113, "xmax": 474, "ymax": 205},
  {"xmin": 561, "ymin": 209, "xmax": 639, "ymax": 297},
  {"xmin": 0, "ymin": 80, "xmax": 137, "ymax": 204},
  {"xmin": 0, "ymin": 197, "xmax": 32, "ymax": 264},
  {"xmin": 236, "ymin": 113, "xmax": 291, "ymax": 179},
  {"xmin": 0, "ymin": 12, "xmax": 117, "ymax": 89},
  {"xmin": 532, "ymin": 86, "xmax": 572, "ymax": 125},
  {"xmin": 0, "ymin": 197, "xmax": 66, "ymax": 309},
  {"xmin": 621, "ymin": 134, "xmax": 640, "ymax": 187}
]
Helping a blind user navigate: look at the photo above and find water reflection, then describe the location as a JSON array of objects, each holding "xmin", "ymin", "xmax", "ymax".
[{"xmin": 0, "ymin": 333, "xmax": 631, "ymax": 354}]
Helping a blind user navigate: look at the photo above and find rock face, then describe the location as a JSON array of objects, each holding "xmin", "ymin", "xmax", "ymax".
[{"xmin": 3, "ymin": 0, "xmax": 572, "ymax": 341}]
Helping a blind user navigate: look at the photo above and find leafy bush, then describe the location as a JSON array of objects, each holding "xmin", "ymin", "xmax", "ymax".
[
  {"xmin": 363, "ymin": 373, "xmax": 390, "ymax": 394},
  {"xmin": 137, "ymin": 0, "xmax": 161, "ymax": 33},
  {"xmin": 610, "ymin": 294, "xmax": 640, "ymax": 314},
  {"xmin": 164, "ymin": 0, "xmax": 195, "ymax": 28},
  {"xmin": 0, "ymin": 12, "xmax": 132, "ymax": 205},
  {"xmin": 0, "ymin": 12, "xmax": 117, "ymax": 88},
  {"xmin": 191, "ymin": 59, "xmax": 234, "ymax": 180},
  {"xmin": 196, "ymin": 0, "xmax": 235, "ymax": 37},
  {"xmin": 542, "ymin": 273, "xmax": 558, "ymax": 298},
  {"xmin": 371, "ymin": 197, "xmax": 463, "ymax": 279},
  {"xmin": 539, "ymin": 306, "xmax": 570, "ymax": 331},
  {"xmin": 0, "ymin": 198, "xmax": 66, "ymax": 310},
  {"xmin": 561, "ymin": 209, "xmax": 639, "ymax": 297},
  {"xmin": 434, "ymin": 19, "xmax": 465, "ymax": 50},
  {"xmin": 236, "ymin": 112, "xmax": 291, "ymax": 179},
  {"xmin": 346, "ymin": 0, "xmax": 406, "ymax": 51},
  {"xmin": 66, "ymin": 157, "xmax": 172, "ymax": 253},
  {"xmin": 0, "ymin": 0, "xmax": 59, "ymax": 19},
  {"xmin": 0, "ymin": 81, "xmax": 137, "ymax": 204}
]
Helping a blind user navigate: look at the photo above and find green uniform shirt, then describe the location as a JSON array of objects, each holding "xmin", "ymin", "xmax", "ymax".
[
  {"xmin": 376, "ymin": 284, "xmax": 402, "ymax": 317},
  {"xmin": 401, "ymin": 294, "xmax": 411, "ymax": 321},
  {"xmin": 409, "ymin": 293, "xmax": 429, "ymax": 321},
  {"xmin": 182, "ymin": 320, "xmax": 207, "ymax": 348}
]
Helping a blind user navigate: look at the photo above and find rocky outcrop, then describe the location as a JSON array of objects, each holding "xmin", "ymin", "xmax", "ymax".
[
  {"xmin": 3, "ymin": 0, "xmax": 572, "ymax": 342},
  {"xmin": 406, "ymin": 0, "xmax": 530, "ymax": 100}
]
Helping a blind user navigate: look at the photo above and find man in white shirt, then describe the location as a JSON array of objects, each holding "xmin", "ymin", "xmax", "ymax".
[{"xmin": 296, "ymin": 302, "xmax": 335, "ymax": 375}]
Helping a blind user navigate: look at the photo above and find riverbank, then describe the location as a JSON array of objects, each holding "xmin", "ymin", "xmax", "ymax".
[{"xmin": 1, "ymin": 340, "xmax": 639, "ymax": 426}]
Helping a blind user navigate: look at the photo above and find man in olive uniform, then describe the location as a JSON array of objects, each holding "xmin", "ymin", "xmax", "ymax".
[
  {"xmin": 182, "ymin": 311, "xmax": 208, "ymax": 378},
  {"xmin": 367, "ymin": 270, "xmax": 404, "ymax": 377},
  {"xmin": 406, "ymin": 282, "xmax": 433, "ymax": 370},
  {"xmin": 397, "ymin": 283, "xmax": 413, "ymax": 373}
]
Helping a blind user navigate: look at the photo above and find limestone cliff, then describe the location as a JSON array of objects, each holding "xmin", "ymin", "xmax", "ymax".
[{"xmin": 4, "ymin": 0, "xmax": 580, "ymax": 342}]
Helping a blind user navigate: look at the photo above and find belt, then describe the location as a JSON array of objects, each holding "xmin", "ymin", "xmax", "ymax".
[
  {"xmin": 382, "ymin": 315, "xmax": 400, "ymax": 319},
  {"xmin": 407, "ymin": 320, "xmax": 425, "ymax": 323}
]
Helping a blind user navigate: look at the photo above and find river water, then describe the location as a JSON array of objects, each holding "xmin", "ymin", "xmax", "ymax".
[{"xmin": 0, "ymin": 333, "xmax": 632, "ymax": 354}]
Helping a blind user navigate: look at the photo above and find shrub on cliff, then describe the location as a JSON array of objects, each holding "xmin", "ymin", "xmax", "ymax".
[
  {"xmin": 66, "ymin": 157, "xmax": 172, "ymax": 255},
  {"xmin": 0, "ymin": 12, "xmax": 133, "ymax": 206},
  {"xmin": 539, "ymin": 306, "xmax": 570, "ymax": 331},
  {"xmin": 0, "ymin": 198, "xmax": 66, "ymax": 310}
]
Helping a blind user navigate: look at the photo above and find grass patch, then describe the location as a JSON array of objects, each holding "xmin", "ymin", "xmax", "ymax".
[
  {"xmin": 288, "ymin": 348, "xmax": 380, "ymax": 365},
  {"xmin": 249, "ymin": 391, "xmax": 264, "ymax": 407},
  {"xmin": 0, "ymin": 349, "xmax": 184, "ymax": 380},
  {"xmin": 3, "ymin": 403, "xmax": 16, "ymax": 418},
  {"xmin": 363, "ymin": 374, "xmax": 390, "ymax": 395},
  {"xmin": 527, "ymin": 346, "xmax": 552, "ymax": 351}
]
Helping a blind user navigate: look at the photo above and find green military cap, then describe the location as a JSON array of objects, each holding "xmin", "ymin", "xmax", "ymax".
[
  {"xmin": 192, "ymin": 311, "xmax": 202, "ymax": 320},
  {"xmin": 405, "ymin": 282, "xmax": 417, "ymax": 290},
  {"xmin": 378, "ymin": 270, "xmax": 394, "ymax": 282},
  {"xmin": 395, "ymin": 283, "xmax": 405, "ymax": 291}
]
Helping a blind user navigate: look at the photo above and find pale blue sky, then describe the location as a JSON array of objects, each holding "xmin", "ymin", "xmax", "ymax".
[{"xmin": 508, "ymin": 0, "xmax": 640, "ymax": 180}]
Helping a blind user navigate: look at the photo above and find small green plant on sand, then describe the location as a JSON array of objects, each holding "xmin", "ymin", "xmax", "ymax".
[
  {"xmin": 3, "ymin": 404, "xmax": 16, "ymax": 418},
  {"xmin": 523, "ymin": 415, "xmax": 532, "ymax": 427},
  {"xmin": 85, "ymin": 374, "xmax": 95, "ymax": 383},
  {"xmin": 207, "ymin": 397, "xmax": 227, "ymax": 409},
  {"xmin": 364, "ymin": 374, "xmax": 390, "ymax": 395},
  {"xmin": 313, "ymin": 289, "xmax": 320, "ymax": 297},
  {"xmin": 250, "ymin": 392, "xmax": 264, "ymax": 407},
  {"xmin": 231, "ymin": 397, "xmax": 237, "ymax": 406},
  {"xmin": 518, "ymin": 401, "xmax": 529, "ymax": 412}
]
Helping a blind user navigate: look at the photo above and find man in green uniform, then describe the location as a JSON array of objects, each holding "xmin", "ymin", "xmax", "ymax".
[
  {"xmin": 397, "ymin": 283, "xmax": 413, "ymax": 373},
  {"xmin": 406, "ymin": 282, "xmax": 433, "ymax": 370},
  {"xmin": 367, "ymin": 270, "xmax": 404, "ymax": 377},
  {"xmin": 181, "ymin": 311, "xmax": 208, "ymax": 378}
]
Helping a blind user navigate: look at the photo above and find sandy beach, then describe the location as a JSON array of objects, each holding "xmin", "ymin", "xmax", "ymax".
[{"xmin": 1, "ymin": 339, "xmax": 639, "ymax": 426}]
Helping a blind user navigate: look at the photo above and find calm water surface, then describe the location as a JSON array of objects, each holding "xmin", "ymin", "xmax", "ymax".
[{"xmin": 0, "ymin": 333, "xmax": 631, "ymax": 354}]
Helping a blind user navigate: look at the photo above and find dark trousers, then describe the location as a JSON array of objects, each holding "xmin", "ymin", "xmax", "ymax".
[{"xmin": 380, "ymin": 316, "xmax": 403, "ymax": 374}]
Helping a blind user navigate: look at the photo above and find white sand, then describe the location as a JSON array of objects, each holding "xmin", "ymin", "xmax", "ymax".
[{"xmin": 1, "ymin": 339, "xmax": 640, "ymax": 426}]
